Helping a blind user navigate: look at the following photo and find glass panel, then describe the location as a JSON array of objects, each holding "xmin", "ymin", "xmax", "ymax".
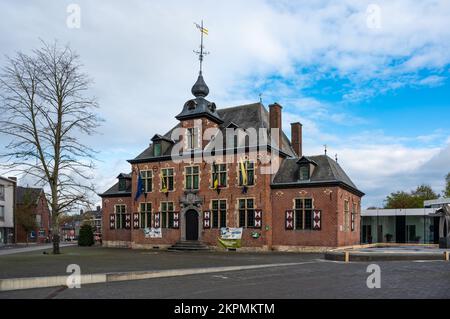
[
  {"xmin": 305, "ymin": 210, "xmax": 312, "ymax": 229},
  {"xmin": 304, "ymin": 199, "xmax": 312, "ymax": 209},
  {"xmin": 212, "ymin": 200, "xmax": 218, "ymax": 210},
  {"xmin": 239, "ymin": 210, "xmax": 246, "ymax": 227},
  {"xmin": 239, "ymin": 199, "xmax": 245, "ymax": 209},
  {"xmin": 247, "ymin": 199, "xmax": 254, "ymax": 208},
  {"xmin": 247, "ymin": 209, "xmax": 255, "ymax": 227}
]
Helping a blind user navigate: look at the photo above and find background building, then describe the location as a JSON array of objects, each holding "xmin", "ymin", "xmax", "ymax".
[
  {"xmin": 15, "ymin": 186, "xmax": 51, "ymax": 243},
  {"xmin": 0, "ymin": 176, "xmax": 16, "ymax": 244}
]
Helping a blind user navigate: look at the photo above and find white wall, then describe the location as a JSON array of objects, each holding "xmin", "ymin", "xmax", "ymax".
[{"xmin": 0, "ymin": 177, "xmax": 15, "ymax": 229}]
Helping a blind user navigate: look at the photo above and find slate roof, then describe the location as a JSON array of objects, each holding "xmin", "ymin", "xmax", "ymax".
[
  {"xmin": 272, "ymin": 155, "xmax": 364, "ymax": 196},
  {"xmin": 99, "ymin": 181, "xmax": 132, "ymax": 198},
  {"xmin": 129, "ymin": 102, "xmax": 296, "ymax": 163},
  {"xmin": 16, "ymin": 186, "xmax": 44, "ymax": 205}
]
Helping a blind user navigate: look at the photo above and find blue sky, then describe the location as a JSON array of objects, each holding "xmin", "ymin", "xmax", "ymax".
[{"xmin": 0, "ymin": 0, "xmax": 450, "ymax": 208}]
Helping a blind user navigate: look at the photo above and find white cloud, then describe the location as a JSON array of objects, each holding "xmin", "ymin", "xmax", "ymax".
[{"xmin": 1, "ymin": 0, "xmax": 450, "ymax": 208}]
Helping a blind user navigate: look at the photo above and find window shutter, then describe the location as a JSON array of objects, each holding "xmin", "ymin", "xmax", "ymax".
[
  {"xmin": 254, "ymin": 209, "xmax": 263, "ymax": 229},
  {"xmin": 285, "ymin": 210, "xmax": 294, "ymax": 230},
  {"xmin": 133, "ymin": 213, "xmax": 140, "ymax": 229},
  {"xmin": 173, "ymin": 212, "xmax": 180, "ymax": 229},
  {"xmin": 125, "ymin": 214, "xmax": 131, "ymax": 229},
  {"xmin": 154, "ymin": 212, "xmax": 161, "ymax": 228},
  {"xmin": 313, "ymin": 209, "xmax": 322, "ymax": 231},
  {"xmin": 203, "ymin": 210, "xmax": 211, "ymax": 229},
  {"xmin": 109, "ymin": 214, "xmax": 116, "ymax": 229}
]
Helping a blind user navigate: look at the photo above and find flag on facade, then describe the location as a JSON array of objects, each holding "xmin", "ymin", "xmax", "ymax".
[
  {"xmin": 134, "ymin": 170, "xmax": 144, "ymax": 201},
  {"xmin": 213, "ymin": 162, "xmax": 220, "ymax": 194},
  {"xmin": 239, "ymin": 157, "xmax": 248, "ymax": 194},
  {"xmin": 161, "ymin": 173, "xmax": 168, "ymax": 193}
]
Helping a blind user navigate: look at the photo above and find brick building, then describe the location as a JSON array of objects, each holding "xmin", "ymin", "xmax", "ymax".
[
  {"xmin": 16, "ymin": 187, "xmax": 51, "ymax": 243},
  {"xmin": 99, "ymin": 68, "xmax": 364, "ymax": 251}
]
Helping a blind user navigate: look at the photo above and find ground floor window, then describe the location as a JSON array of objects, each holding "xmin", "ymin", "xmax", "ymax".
[
  {"xmin": 160, "ymin": 202, "xmax": 174, "ymax": 228},
  {"xmin": 140, "ymin": 202, "xmax": 152, "ymax": 228},
  {"xmin": 211, "ymin": 200, "xmax": 227, "ymax": 228},
  {"xmin": 294, "ymin": 198, "xmax": 313, "ymax": 230},
  {"xmin": 115, "ymin": 204, "xmax": 127, "ymax": 229},
  {"xmin": 238, "ymin": 198, "xmax": 254, "ymax": 228}
]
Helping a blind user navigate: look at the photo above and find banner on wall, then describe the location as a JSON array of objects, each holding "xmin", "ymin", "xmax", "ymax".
[
  {"xmin": 220, "ymin": 227, "xmax": 243, "ymax": 240},
  {"xmin": 217, "ymin": 228, "xmax": 243, "ymax": 249},
  {"xmin": 144, "ymin": 227, "xmax": 162, "ymax": 238}
]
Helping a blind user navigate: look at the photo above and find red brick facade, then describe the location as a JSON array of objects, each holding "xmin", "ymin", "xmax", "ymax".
[
  {"xmin": 16, "ymin": 190, "xmax": 51, "ymax": 243},
  {"xmin": 100, "ymin": 74, "xmax": 363, "ymax": 251},
  {"xmin": 101, "ymin": 119, "xmax": 363, "ymax": 251}
]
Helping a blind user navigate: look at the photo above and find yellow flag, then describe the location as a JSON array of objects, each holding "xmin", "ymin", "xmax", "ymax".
[
  {"xmin": 161, "ymin": 174, "xmax": 168, "ymax": 193},
  {"xmin": 239, "ymin": 158, "xmax": 247, "ymax": 186},
  {"xmin": 195, "ymin": 23, "xmax": 208, "ymax": 35}
]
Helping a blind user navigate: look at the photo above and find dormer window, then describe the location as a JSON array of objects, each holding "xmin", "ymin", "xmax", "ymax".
[
  {"xmin": 118, "ymin": 178, "xmax": 126, "ymax": 191},
  {"xmin": 299, "ymin": 165, "xmax": 310, "ymax": 181},
  {"xmin": 297, "ymin": 156, "xmax": 317, "ymax": 181},
  {"xmin": 154, "ymin": 142, "xmax": 161, "ymax": 156},
  {"xmin": 187, "ymin": 127, "xmax": 199, "ymax": 150}
]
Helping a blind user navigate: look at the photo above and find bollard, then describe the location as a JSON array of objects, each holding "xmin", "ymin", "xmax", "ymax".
[
  {"xmin": 444, "ymin": 251, "xmax": 449, "ymax": 261},
  {"xmin": 344, "ymin": 251, "xmax": 350, "ymax": 263}
]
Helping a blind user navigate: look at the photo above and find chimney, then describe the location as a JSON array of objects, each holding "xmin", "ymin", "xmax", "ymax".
[
  {"xmin": 269, "ymin": 103, "xmax": 282, "ymax": 147},
  {"xmin": 291, "ymin": 122, "xmax": 302, "ymax": 157}
]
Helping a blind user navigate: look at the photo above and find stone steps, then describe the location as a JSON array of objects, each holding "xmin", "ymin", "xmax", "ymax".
[{"xmin": 168, "ymin": 241, "xmax": 210, "ymax": 251}]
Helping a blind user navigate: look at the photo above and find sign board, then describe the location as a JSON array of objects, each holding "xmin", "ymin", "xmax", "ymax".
[
  {"xmin": 144, "ymin": 227, "xmax": 162, "ymax": 238},
  {"xmin": 220, "ymin": 227, "xmax": 243, "ymax": 240}
]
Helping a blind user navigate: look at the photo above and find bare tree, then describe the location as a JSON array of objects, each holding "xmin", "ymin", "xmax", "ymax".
[{"xmin": 0, "ymin": 41, "xmax": 101, "ymax": 254}]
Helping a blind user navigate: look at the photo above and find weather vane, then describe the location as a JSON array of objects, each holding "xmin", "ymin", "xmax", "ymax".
[
  {"xmin": 323, "ymin": 144, "xmax": 327, "ymax": 155},
  {"xmin": 193, "ymin": 20, "xmax": 209, "ymax": 73}
]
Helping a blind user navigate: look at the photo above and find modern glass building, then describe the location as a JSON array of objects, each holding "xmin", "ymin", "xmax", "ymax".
[{"xmin": 361, "ymin": 208, "xmax": 439, "ymax": 244}]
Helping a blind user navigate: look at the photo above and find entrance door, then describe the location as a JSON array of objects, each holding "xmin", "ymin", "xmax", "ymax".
[
  {"xmin": 185, "ymin": 210, "xmax": 199, "ymax": 241},
  {"xmin": 396, "ymin": 216, "xmax": 406, "ymax": 243}
]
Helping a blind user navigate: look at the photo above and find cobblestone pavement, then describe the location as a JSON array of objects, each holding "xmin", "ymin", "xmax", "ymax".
[{"xmin": 1, "ymin": 258, "xmax": 449, "ymax": 299}]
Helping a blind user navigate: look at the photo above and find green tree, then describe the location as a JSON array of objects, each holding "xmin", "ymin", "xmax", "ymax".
[
  {"xmin": 384, "ymin": 184, "xmax": 439, "ymax": 209},
  {"xmin": 78, "ymin": 223, "xmax": 94, "ymax": 247},
  {"xmin": 444, "ymin": 173, "xmax": 450, "ymax": 198},
  {"xmin": 412, "ymin": 184, "xmax": 439, "ymax": 202},
  {"xmin": 384, "ymin": 191, "xmax": 419, "ymax": 209}
]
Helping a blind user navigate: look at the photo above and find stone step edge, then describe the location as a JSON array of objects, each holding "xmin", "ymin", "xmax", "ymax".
[{"xmin": 0, "ymin": 261, "xmax": 314, "ymax": 292}]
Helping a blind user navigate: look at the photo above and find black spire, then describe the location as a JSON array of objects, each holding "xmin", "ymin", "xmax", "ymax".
[{"xmin": 191, "ymin": 71, "xmax": 209, "ymax": 97}]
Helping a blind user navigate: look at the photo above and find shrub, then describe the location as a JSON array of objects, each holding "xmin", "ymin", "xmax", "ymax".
[{"xmin": 78, "ymin": 224, "xmax": 94, "ymax": 247}]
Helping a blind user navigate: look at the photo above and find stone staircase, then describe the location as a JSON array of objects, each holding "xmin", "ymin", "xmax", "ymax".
[{"xmin": 168, "ymin": 240, "xmax": 210, "ymax": 251}]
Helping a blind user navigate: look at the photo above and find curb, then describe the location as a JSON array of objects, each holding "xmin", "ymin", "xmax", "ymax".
[{"xmin": 0, "ymin": 261, "xmax": 313, "ymax": 292}]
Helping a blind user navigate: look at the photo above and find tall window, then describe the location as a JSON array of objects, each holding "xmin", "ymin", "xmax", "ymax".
[
  {"xmin": 211, "ymin": 200, "xmax": 227, "ymax": 228},
  {"xmin": 0, "ymin": 205, "xmax": 4, "ymax": 221},
  {"xmin": 351, "ymin": 202, "xmax": 357, "ymax": 231},
  {"xmin": 239, "ymin": 160, "xmax": 255, "ymax": 186},
  {"xmin": 140, "ymin": 203, "xmax": 152, "ymax": 228},
  {"xmin": 299, "ymin": 165, "xmax": 310, "ymax": 180},
  {"xmin": 344, "ymin": 200, "xmax": 350, "ymax": 231},
  {"xmin": 160, "ymin": 202, "xmax": 174, "ymax": 229},
  {"xmin": 238, "ymin": 198, "xmax": 254, "ymax": 228},
  {"xmin": 187, "ymin": 127, "xmax": 199, "ymax": 150},
  {"xmin": 141, "ymin": 170, "xmax": 153, "ymax": 192},
  {"xmin": 153, "ymin": 142, "xmax": 161, "ymax": 156},
  {"xmin": 212, "ymin": 164, "xmax": 227, "ymax": 188},
  {"xmin": 161, "ymin": 168, "xmax": 174, "ymax": 192},
  {"xmin": 114, "ymin": 204, "xmax": 126, "ymax": 229},
  {"xmin": 294, "ymin": 198, "xmax": 313, "ymax": 230},
  {"xmin": 185, "ymin": 166, "xmax": 199, "ymax": 190},
  {"xmin": 0, "ymin": 185, "xmax": 4, "ymax": 201}
]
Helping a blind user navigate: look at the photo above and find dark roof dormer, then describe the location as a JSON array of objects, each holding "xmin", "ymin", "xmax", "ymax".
[
  {"xmin": 151, "ymin": 134, "xmax": 174, "ymax": 157},
  {"xmin": 297, "ymin": 156, "xmax": 318, "ymax": 181},
  {"xmin": 176, "ymin": 72, "xmax": 223, "ymax": 124}
]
